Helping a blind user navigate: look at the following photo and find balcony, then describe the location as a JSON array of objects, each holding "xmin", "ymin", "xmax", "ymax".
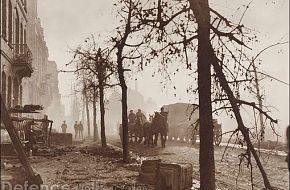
[{"xmin": 12, "ymin": 44, "xmax": 33, "ymax": 78}]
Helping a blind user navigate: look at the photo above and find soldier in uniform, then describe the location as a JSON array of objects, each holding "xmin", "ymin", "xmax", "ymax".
[
  {"xmin": 135, "ymin": 109, "xmax": 146, "ymax": 143},
  {"xmin": 61, "ymin": 121, "xmax": 68, "ymax": 133},
  {"xmin": 74, "ymin": 121, "xmax": 79, "ymax": 139},
  {"xmin": 128, "ymin": 110, "xmax": 136, "ymax": 124},
  {"xmin": 160, "ymin": 107, "xmax": 166, "ymax": 116},
  {"xmin": 160, "ymin": 107, "xmax": 169, "ymax": 131},
  {"xmin": 136, "ymin": 109, "xmax": 146, "ymax": 125},
  {"xmin": 78, "ymin": 121, "xmax": 84, "ymax": 139}
]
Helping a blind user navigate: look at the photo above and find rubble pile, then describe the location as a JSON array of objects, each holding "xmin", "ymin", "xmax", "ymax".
[{"xmin": 79, "ymin": 145, "xmax": 123, "ymax": 159}]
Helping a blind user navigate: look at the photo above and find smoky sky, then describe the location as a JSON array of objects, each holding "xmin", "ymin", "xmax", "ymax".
[{"xmin": 37, "ymin": 0, "xmax": 289, "ymax": 139}]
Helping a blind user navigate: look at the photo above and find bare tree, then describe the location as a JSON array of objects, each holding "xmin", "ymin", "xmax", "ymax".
[
  {"xmin": 111, "ymin": 0, "xmax": 149, "ymax": 162},
  {"xmin": 69, "ymin": 37, "xmax": 118, "ymax": 147},
  {"xmin": 82, "ymin": 74, "xmax": 91, "ymax": 138},
  {"xmin": 119, "ymin": 0, "xmax": 285, "ymax": 189}
]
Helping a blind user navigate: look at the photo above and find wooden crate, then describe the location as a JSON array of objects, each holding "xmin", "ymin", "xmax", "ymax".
[
  {"xmin": 50, "ymin": 133, "xmax": 72, "ymax": 145},
  {"xmin": 159, "ymin": 163, "xmax": 193, "ymax": 190},
  {"xmin": 139, "ymin": 159, "xmax": 161, "ymax": 185}
]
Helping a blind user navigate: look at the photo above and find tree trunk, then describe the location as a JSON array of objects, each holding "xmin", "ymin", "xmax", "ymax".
[
  {"xmin": 85, "ymin": 90, "xmax": 91, "ymax": 137},
  {"xmin": 189, "ymin": 0, "xmax": 215, "ymax": 189},
  {"xmin": 116, "ymin": 0, "xmax": 132, "ymax": 163},
  {"xmin": 99, "ymin": 85, "xmax": 107, "ymax": 147},
  {"xmin": 120, "ymin": 81, "xmax": 129, "ymax": 162},
  {"xmin": 117, "ymin": 54, "xmax": 129, "ymax": 163},
  {"xmin": 93, "ymin": 88, "xmax": 99, "ymax": 141}
]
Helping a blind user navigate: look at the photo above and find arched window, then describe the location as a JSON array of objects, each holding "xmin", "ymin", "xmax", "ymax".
[
  {"xmin": 7, "ymin": 76, "xmax": 12, "ymax": 108},
  {"xmin": 20, "ymin": 23, "xmax": 23, "ymax": 52},
  {"xmin": 13, "ymin": 77, "xmax": 19, "ymax": 107},
  {"xmin": 24, "ymin": 29, "xmax": 26, "ymax": 43},
  {"xmin": 8, "ymin": 0, "xmax": 12, "ymax": 44},
  {"xmin": 1, "ymin": 0, "xmax": 7, "ymax": 37},
  {"xmin": 15, "ymin": 9, "xmax": 19, "ymax": 53},
  {"xmin": 1, "ymin": 71, "xmax": 7, "ymax": 104}
]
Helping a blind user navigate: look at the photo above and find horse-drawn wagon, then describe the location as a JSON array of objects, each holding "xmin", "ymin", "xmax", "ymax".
[
  {"xmin": 190, "ymin": 119, "xmax": 222, "ymax": 146},
  {"xmin": 163, "ymin": 103, "xmax": 222, "ymax": 146},
  {"xmin": 119, "ymin": 103, "xmax": 223, "ymax": 147}
]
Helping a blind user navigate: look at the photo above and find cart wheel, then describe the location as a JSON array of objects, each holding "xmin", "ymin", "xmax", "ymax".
[{"xmin": 214, "ymin": 129, "xmax": 222, "ymax": 146}]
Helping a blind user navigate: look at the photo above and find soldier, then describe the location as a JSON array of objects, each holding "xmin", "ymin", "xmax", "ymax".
[
  {"xmin": 160, "ymin": 107, "xmax": 169, "ymax": 131},
  {"xmin": 136, "ymin": 109, "xmax": 146, "ymax": 124},
  {"xmin": 78, "ymin": 121, "xmax": 84, "ymax": 139},
  {"xmin": 61, "ymin": 121, "xmax": 68, "ymax": 133},
  {"xmin": 74, "ymin": 121, "xmax": 78, "ymax": 139},
  {"xmin": 128, "ymin": 110, "xmax": 136, "ymax": 124},
  {"xmin": 119, "ymin": 123, "xmax": 123, "ymax": 143},
  {"xmin": 42, "ymin": 115, "xmax": 50, "ymax": 144},
  {"xmin": 160, "ymin": 107, "xmax": 166, "ymax": 116}
]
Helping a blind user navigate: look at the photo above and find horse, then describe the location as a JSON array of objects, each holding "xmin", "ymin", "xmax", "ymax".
[
  {"xmin": 128, "ymin": 121, "xmax": 137, "ymax": 143},
  {"xmin": 119, "ymin": 122, "xmax": 139, "ymax": 143},
  {"xmin": 151, "ymin": 111, "xmax": 168, "ymax": 148},
  {"xmin": 135, "ymin": 116, "xmax": 144, "ymax": 143},
  {"xmin": 143, "ymin": 114, "xmax": 154, "ymax": 146}
]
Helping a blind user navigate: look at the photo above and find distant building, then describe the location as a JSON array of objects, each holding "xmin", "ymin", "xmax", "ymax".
[
  {"xmin": 105, "ymin": 84, "xmax": 158, "ymax": 135},
  {"xmin": 44, "ymin": 61, "xmax": 65, "ymax": 127}
]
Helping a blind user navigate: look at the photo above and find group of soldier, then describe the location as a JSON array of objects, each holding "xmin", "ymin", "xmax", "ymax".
[
  {"xmin": 128, "ymin": 107, "xmax": 167, "ymax": 125},
  {"xmin": 128, "ymin": 109, "xmax": 146, "ymax": 125},
  {"xmin": 60, "ymin": 120, "xmax": 84, "ymax": 139}
]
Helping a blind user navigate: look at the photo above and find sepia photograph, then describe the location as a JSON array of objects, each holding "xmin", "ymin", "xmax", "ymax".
[{"xmin": 0, "ymin": 0, "xmax": 289, "ymax": 189}]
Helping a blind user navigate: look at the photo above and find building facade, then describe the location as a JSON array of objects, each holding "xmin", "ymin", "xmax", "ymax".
[
  {"xmin": 1, "ymin": 0, "xmax": 32, "ymax": 108},
  {"xmin": 1, "ymin": 0, "xmax": 65, "ymax": 126}
]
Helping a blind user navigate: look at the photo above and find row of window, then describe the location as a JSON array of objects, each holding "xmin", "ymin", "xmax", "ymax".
[
  {"xmin": 1, "ymin": 71, "xmax": 22, "ymax": 108},
  {"xmin": 1, "ymin": 0, "xmax": 27, "ymax": 46}
]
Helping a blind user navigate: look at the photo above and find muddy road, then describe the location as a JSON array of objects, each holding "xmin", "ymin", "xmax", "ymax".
[
  {"xmin": 110, "ymin": 138, "xmax": 289, "ymax": 190},
  {"xmin": 26, "ymin": 137, "xmax": 288, "ymax": 190}
]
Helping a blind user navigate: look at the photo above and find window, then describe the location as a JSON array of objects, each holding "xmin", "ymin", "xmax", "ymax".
[
  {"xmin": 24, "ymin": 29, "xmax": 26, "ymax": 43},
  {"xmin": 1, "ymin": 0, "xmax": 7, "ymax": 37},
  {"xmin": 20, "ymin": 23, "xmax": 23, "ymax": 44},
  {"xmin": 1, "ymin": 71, "xmax": 7, "ymax": 104},
  {"xmin": 8, "ymin": 0, "xmax": 12, "ymax": 44},
  {"xmin": 7, "ymin": 76, "xmax": 12, "ymax": 108},
  {"xmin": 14, "ymin": 9, "xmax": 19, "ymax": 53},
  {"xmin": 20, "ymin": 23, "xmax": 23, "ymax": 52},
  {"xmin": 13, "ymin": 78, "xmax": 19, "ymax": 107},
  {"xmin": 15, "ymin": 9, "xmax": 19, "ymax": 45}
]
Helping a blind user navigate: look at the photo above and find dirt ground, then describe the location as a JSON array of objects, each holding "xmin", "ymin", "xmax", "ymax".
[
  {"xmin": 30, "ymin": 141, "xmax": 150, "ymax": 190},
  {"xmin": 110, "ymin": 139, "xmax": 289, "ymax": 190},
  {"xmin": 27, "ymin": 138, "xmax": 289, "ymax": 190}
]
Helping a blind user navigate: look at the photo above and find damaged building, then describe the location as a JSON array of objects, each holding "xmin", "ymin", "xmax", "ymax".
[{"xmin": 1, "ymin": 0, "xmax": 64, "ymax": 125}]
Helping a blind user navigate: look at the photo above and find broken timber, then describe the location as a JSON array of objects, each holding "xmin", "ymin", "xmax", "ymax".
[{"xmin": 0, "ymin": 95, "xmax": 43, "ymax": 186}]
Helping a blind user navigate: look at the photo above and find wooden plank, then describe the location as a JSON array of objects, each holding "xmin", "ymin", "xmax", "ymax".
[{"xmin": 0, "ymin": 95, "xmax": 43, "ymax": 185}]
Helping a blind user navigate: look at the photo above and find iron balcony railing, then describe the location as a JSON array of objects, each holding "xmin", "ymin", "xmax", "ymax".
[{"xmin": 12, "ymin": 44, "xmax": 33, "ymax": 66}]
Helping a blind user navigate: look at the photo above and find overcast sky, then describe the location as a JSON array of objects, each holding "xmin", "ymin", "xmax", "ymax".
[{"xmin": 37, "ymin": 0, "xmax": 289, "ymax": 139}]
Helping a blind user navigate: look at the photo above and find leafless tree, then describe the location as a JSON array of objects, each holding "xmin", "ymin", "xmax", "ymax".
[
  {"xmin": 111, "ymin": 0, "xmax": 151, "ymax": 162},
  {"xmin": 69, "ymin": 36, "xmax": 118, "ymax": 147},
  {"xmin": 116, "ymin": 0, "xmax": 286, "ymax": 189}
]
